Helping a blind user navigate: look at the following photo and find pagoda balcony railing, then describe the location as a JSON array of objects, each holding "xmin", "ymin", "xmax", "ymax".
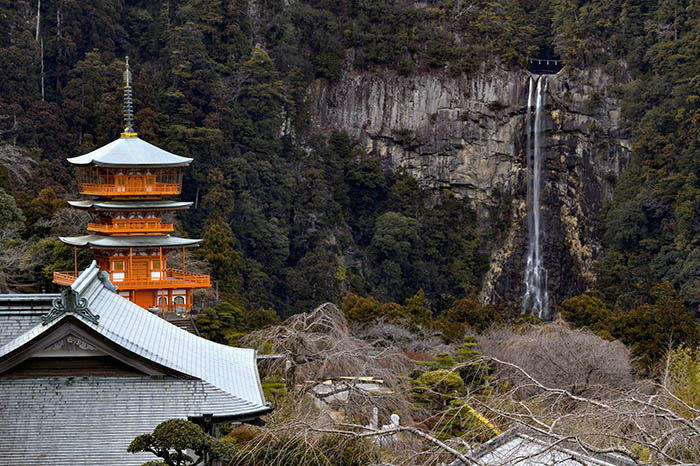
[
  {"xmin": 87, "ymin": 221, "xmax": 174, "ymax": 235},
  {"xmin": 53, "ymin": 271, "xmax": 79, "ymax": 286},
  {"xmin": 53, "ymin": 269, "xmax": 210, "ymax": 289},
  {"xmin": 80, "ymin": 182, "xmax": 181, "ymax": 196}
]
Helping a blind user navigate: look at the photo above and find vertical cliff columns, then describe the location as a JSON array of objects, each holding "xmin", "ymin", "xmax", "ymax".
[{"xmin": 307, "ymin": 65, "xmax": 630, "ymax": 309}]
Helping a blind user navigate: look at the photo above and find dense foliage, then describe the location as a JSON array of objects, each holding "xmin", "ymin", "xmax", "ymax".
[
  {"xmin": 0, "ymin": 0, "xmax": 491, "ymax": 316},
  {"xmin": 0, "ymin": 0, "xmax": 698, "ymax": 335},
  {"xmin": 558, "ymin": 285, "xmax": 699, "ymax": 370},
  {"xmin": 588, "ymin": 0, "xmax": 700, "ymax": 317}
]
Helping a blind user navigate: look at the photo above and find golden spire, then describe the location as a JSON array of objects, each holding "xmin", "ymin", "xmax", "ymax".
[{"xmin": 121, "ymin": 56, "xmax": 137, "ymax": 138}]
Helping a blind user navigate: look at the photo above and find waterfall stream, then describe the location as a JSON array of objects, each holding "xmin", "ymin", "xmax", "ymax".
[{"xmin": 523, "ymin": 76, "xmax": 549, "ymax": 318}]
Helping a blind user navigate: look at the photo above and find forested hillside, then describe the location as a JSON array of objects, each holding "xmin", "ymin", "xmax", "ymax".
[{"xmin": 0, "ymin": 0, "xmax": 698, "ymax": 330}]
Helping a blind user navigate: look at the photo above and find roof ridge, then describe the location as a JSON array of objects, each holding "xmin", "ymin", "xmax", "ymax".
[
  {"xmin": 58, "ymin": 235, "xmax": 202, "ymax": 249},
  {"xmin": 70, "ymin": 260, "xmax": 100, "ymax": 294}
]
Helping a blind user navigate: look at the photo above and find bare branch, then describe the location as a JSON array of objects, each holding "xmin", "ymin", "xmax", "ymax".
[{"xmin": 0, "ymin": 144, "xmax": 36, "ymax": 183}]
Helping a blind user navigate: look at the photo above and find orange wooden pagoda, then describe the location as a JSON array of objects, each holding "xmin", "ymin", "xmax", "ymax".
[{"xmin": 53, "ymin": 58, "xmax": 210, "ymax": 313}]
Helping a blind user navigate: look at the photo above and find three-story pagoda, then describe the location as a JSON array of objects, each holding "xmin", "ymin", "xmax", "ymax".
[{"xmin": 54, "ymin": 58, "xmax": 210, "ymax": 313}]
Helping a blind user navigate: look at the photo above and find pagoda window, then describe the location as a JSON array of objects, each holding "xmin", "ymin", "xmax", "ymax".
[
  {"xmin": 156, "ymin": 168, "xmax": 183, "ymax": 185},
  {"xmin": 151, "ymin": 259, "xmax": 162, "ymax": 280},
  {"xmin": 157, "ymin": 296, "xmax": 168, "ymax": 305},
  {"xmin": 112, "ymin": 261, "xmax": 125, "ymax": 282}
]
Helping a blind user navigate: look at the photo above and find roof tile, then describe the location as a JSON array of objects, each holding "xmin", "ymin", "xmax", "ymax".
[{"xmin": 67, "ymin": 137, "xmax": 192, "ymax": 167}]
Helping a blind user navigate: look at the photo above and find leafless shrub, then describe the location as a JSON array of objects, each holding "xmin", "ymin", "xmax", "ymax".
[
  {"xmin": 477, "ymin": 321, "xmax": 635, "ymax": 399},
  {"xmin": 237, "ymin": 306, "xmax": 700, "ymax": 465},
  {"xmin": 228, "ymin": 414, "xmax": 478, "ymax": 466},
  {"xmin": 0, "ymin": 243, "xmax": 28, "ymax": 292},
  {"xmin": 243, "ymin": 303, "xmax": 420, "ymax": 426},
  {"xmin": 355, "ymin": 320, "xmax": 448, "ymax": 354},
  {"xmin": 472, "ymin": 355, "xmax": 700, "ymax": 465},
  {"xmin": 245, "ymin": 303, "xmax": 414, "ymax": 385},
  {"xmin": 224, "ymin": 69, "xmax": 252, "ymax": 104}
]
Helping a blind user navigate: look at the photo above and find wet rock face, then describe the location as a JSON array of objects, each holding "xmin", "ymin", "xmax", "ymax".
[{"xmin": 307, "ymin": 65, "xmax": 631, "ymax": 310}]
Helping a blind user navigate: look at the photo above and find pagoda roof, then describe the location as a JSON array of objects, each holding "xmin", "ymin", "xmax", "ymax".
[
  {"xmin": 68, "ymin": 200, "xmax": 193, "ymax": 211},
  {"xmin": 67, "ymin": 137, "xmax": 192, "ymax": 168},
  {"xmin": 59, "ymin": 234, "xmax": 202, "ymax": 249}
]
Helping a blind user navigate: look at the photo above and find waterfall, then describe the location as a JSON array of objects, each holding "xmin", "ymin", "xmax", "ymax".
[{"xmin": 523, "ymin": 76, "xmax": 549, "ymax": 318}]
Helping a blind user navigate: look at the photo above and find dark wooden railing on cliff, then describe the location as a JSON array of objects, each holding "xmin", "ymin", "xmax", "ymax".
[{"xmin": 527, "ymin": 57, "xmax": 564, "ymax": 74}]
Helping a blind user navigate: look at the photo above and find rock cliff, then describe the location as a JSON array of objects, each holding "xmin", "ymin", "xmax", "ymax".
[{"xmin": 307, "ymin": 65, "xmax": 631, "ymax": 309}]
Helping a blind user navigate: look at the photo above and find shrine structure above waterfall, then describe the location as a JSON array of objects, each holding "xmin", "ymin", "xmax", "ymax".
[{"xmin": 53, "ymin": 58, "xmax": 210, "ymax": 313}]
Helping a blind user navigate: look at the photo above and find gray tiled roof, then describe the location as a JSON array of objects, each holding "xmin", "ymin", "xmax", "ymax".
[
  {"xmin": 0, "ymin": 295, "xmax": 57, "ymax": 346},
  {"xmin": 68, "ymin": 200, "xmax": 193, "ymax": 211},
  {"xmin": 58, "ymin": 234, "xmax": 202, "ymax": 248},
  {"xmin": 0, "ymin": 294, "xmax": 59, "ymax": 310},
  {"xmin": 451, "ymin": 425, "xmax": 637, "ymax": 466},
  {"xmin": 0, "ymin": 262, "xmax": 267, "ymax": 413},
  {"xmin": 0, "ymin": 377, "xmax": 244, "ymax": 466},
  {"xmin": 67, "ymin": 137, "xmax": 192, "ymax": 167},
  {"xmin": 0, "ymin": 262, "xmax": 270, "ymax": 465}
]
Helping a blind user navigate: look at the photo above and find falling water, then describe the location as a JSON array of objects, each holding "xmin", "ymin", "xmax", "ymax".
[{"xmin": 522, "ymin": 76, "xmax": 549, "ymax": 318}]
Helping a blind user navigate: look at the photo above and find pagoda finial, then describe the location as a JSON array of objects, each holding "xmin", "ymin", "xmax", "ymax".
[{"xmin": 121, "ymin": 56, "xmax": 137, "ymax": 138}]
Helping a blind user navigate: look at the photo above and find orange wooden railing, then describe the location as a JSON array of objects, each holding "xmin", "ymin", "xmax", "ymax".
[
  {"xmin": 87, "ymin": 221, "xmax": 174, "ymax": 235},
  {"xmin": 116, "ymin": 268, "xmax": 211, "ymax": 289},
  {"xmin": 80, "ymin": 182, "xmax": 181, "ymax": 196},
  {"xmin": 53, "ymin": 269, "xmax": 210, "ymax": 289},
  {"xmin": 53, "ymin": 271, "xmax": 79, "ymax": 286},
  {"xmin": 165, "ymin": 269, "xmax": 211, "ymax": 284}
]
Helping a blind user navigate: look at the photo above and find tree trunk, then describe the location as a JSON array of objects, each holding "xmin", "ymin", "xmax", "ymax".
[
  {"xmin": 40, "ymin": 38, "xmax": 45, "ymax": 101},
  {"xmin": 56, "ymin": 5, "xmax": 61, "ymax": 97},
  {"xmin": 35, "ymin": 0, "xmax": 40, "ymax": 42}
]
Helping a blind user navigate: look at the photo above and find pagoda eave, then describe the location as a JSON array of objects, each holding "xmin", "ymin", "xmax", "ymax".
[
  {"xmin": 68, "ymin": 200, "xmax": 194, "ymax": 211},
  {"xmin": 87, "ymin": 161, "xmax": 192, "ymax": 168},
  {"xmin": 66, "ymin": 137, "xmax": 193, "ymax": 167},
  {"xmin": 59, "ymin": 235, "xmax": 202, "ymax": 249}
]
